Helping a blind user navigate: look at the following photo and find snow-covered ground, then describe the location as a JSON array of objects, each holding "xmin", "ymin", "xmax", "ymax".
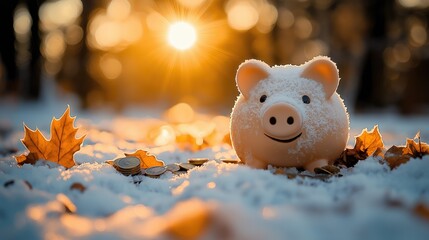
[{"xmin": 1, "ymin": 80, "xmax": 429, "ymax": 239}]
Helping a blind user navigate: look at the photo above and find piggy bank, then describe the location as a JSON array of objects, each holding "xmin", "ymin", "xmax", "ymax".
[{"xmin": 230, "ymin": 56, "xmax": 349, "ymax": 172}]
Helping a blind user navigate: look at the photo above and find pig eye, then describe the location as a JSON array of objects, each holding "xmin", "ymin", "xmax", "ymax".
[
  {"xmin": 259, "ymin": 95, "xmax": 267, "ymax": 103},
  {"xmin": 302, "ymin": 95, "xmax": 311, "ymax": 104}
]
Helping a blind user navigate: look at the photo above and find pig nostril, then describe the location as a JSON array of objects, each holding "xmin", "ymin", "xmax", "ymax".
[
  {"xmin": 287, "ymin": 117, "xmax": 294, "ymax": 125},
  {"xmin": 269, "ymin": 117, "xmax": 276, "ymax": 125}
]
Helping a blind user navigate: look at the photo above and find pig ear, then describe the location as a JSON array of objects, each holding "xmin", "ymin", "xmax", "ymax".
[
  {"xmin": 236, "ymin": 59, "xmax": 270, "ymax": 98},
  {"xmin": 300, "ymin": 56, "xmax": 339, "ymax": 98}
]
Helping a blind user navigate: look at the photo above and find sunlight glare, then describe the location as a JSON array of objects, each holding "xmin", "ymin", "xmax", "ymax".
[{"xmin": 167, "ymin": 21, "xmax": 197, "ymax": 50}]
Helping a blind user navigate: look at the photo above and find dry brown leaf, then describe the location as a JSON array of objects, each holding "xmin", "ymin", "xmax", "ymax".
[
  {"xmin": 15, "ymin": 106, "xmax": 85, "ymax": 168},
  {"xmin": 355, "ymin": 125, "xmax": 384, "ymax": 156},
  {"xmin": 385, "ymin": 145, "xmax": 411, "ymax": 169},
  {"xmin": 125, "ymin": 149, "xmax": 164, "ymax": 169},
  {"xmin": 404, "ymin": 137, "xmax": 429, "ymax": 158},
  {"xmin": 372, "ymin": 147, "xmax": 386, "ymax": 159},
  {"xmin": 15, "ymin": 152, "xmax": 38, "ymax": 165},
  {"xmin": 385, "ymin": 132, "xmax": 429, "ymax": 169},
  {"xmin": 335, "ymin": 148, "xmax": 367, "ymax": 168},
  {"xmin": 413, "ymin": 202, "xmax": 429, "ymax": 222}
]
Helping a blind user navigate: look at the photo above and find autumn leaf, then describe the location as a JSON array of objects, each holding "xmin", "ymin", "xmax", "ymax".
[
  {"xmin": 413, "ymin": 202, "xmax": 429, "ymax": 222},
  {"xmin": 355, "ymin": 125, "xmax": 384, "ymax": 156},
  {"xmin": 125, "ymin": 149, "xmax": 164, "ymax": 169},
  {"xmin": 404, "ymin": 134, "xmax": 429, "ymax": 158},
  {"xmin": 335, "ymin": 148, "xmax": 368, "ymax": 168},
  {"xmin": 385, "ymin": 145, "xmax": 411, "ymax": 169},
  {"xmin": 385, "ymin": 133, "xmax": 429, "ymax": 169},
  {"xmin": 335, "ymin": 125, "xmax": 384, "ymax": 168},
  {"xmin": 15, "ymin": 106, "xmax": 85, "ymax": 168}
]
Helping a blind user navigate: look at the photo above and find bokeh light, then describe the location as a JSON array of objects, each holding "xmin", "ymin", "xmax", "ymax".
[
  {"xmin": 13, "ymin": 6, "xmax": 32, "ymax": 38},
  {"xmin": 65, "ymin": 25, "xmax": 83, "ymax": 45},
  {"xmin": 226, "ymin": 1, "xmax": 259, "ymax": 31},
  {"xmin": 107, "ymin": 0, "xmax": 131, "ymax": 20},
  {"xmin": 39, "ymin": 0, "xmax": 82, "ymax": 30},
  {"xmin": 256, "ymin": 2, "xmax": 278, "ymax": 33},
  {"xmin": 398, "ymin": 0, "xmax": 429, "ymax": 8},
  {"xmin": 42, "ymin": 30, "xmax": 66, "ymax": 62},
  {"xmin": 99, "ymin": 54, "xmax": 122, "ymax": 80}
]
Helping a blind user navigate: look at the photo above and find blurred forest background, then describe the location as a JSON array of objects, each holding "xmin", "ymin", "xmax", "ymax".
[{"xmin": 1, "ymin": 0, "xmax": 429, "ymax": 114}]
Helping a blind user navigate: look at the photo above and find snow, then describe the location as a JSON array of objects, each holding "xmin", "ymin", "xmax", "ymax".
[{"xmin": 1, "ymin": 81, "xmax": 429, "ymax": 239}]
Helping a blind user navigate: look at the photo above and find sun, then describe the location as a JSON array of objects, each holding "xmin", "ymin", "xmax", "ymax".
[{"xmin": 167, "ymin": 21, "xmax": 197, "ymax": 50}]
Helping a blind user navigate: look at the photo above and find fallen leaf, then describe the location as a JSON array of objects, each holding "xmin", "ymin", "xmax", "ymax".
[
  {"xmin": 334, "ymin": 148, "xmax": 367, "ymax": 168},
  {"xmin": 385, "ymin": 145, "xmax": 411, "ymax": 169},
  {"xmin": 355, "ymin": 125, "xmax": 384, "ymax": 156},
  {"xmin": 15, "ymin": 106, "xmax": 85, "ymax": 168},
  {"xmin": 336, "ymin": 125, "xmax": 385, "ymax": 168},
  {"xmin": 404, "ymin": 136, "xmax": 429, "ymax": 159},
  {"xmin": 414, "ymin": 202, "xmax": 429, "ymax": 222},
  {"xmin": 384, "ymin": 132, "xmax": 429, "ymax": 169},
  {"xmin": 15, "ymin": 152, "xmax": 38, "ymax": 165},
  {"xmin": 372, "ymin": 147, "xmax": 386, "ymax": 159},
  {"xmin": 125, "ymin": 149, "xmax": 164, "ymax": 169}
]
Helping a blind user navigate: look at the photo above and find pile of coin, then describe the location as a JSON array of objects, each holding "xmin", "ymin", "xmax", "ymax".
[
  {"xmin": 112, "ymin": 157, "xmax": 141, "ymax": 176},
  {"xmin": 109, "ymin": 157, "xmax": 241, "ymax": 178}
]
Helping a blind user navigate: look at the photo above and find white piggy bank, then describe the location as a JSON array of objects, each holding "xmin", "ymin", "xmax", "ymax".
[{"xmin": 230, "ymin": 56, "xmax": 349, "ymax": 172}]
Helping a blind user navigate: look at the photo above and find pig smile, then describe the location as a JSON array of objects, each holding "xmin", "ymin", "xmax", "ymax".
[{"xmin": 264, "ymin": 132, "xmax": 302, "ymax": 143}]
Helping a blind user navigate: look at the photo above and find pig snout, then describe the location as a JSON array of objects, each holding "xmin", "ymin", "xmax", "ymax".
[{"xmin": 261, "ymin": 103, "xmax": 303, "ymax": 142}]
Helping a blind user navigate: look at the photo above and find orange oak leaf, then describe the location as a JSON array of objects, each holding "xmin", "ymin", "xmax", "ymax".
[
  {"xmin": 125, "ymin": 149, "xmax": 164, "ymax": 169},
  {"xmin": 355, "ymin": 125, "xmax": 384, "ymax": 157},
  {"xmin": 15, "ymin": 106, "xmax": 85, "ymax": 168}
]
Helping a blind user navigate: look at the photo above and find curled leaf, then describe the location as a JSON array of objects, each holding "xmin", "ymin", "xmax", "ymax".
[
  {"xmin": 335, "ymin": 148, "xmax": 367, "ymax": 168},
  {"xmin": 385, "ymin": 145, "xmax": 411, "ymax": 169},
  {"xmin": 125, "ymin": 149, "xmax": 164, "ymax": 169},
  {"xmin": 404, "ymin": 137, "xmax": 429, "ymax": 159},
  {"xmin": 385, "ymin": 132, "xmax": 429, "ymax": 170},
  {"xmin": 355, "ymin": 125, "xmax": 384, "ymax": 156}
]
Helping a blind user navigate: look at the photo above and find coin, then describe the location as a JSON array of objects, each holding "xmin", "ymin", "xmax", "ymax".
[
  {"xmin": 166, "ymin": 163, "xmax": 180, "ymax": 172},
  {"xmin": 112, "ymin": 157, "xmax": 141, "ymax": 176},
  {"xmin": 188, "ymin": 158, "xmax": 209, "ymax": 166},
  {"xmin": 221, "ymin": 158, "xmax": 241, "ymax": 164},
  {"xmin": 314, "ymin": 165, "xmax": 340, "ymax": 175},
  {"xmin": 115, "ymin": 157, "xmax": 140, "ymax": 169},
  {"xmin": 173, "ymin": 171, "xmax": 188, "ymax": 175},
  {"xmin": 179, "ymin": 162, "xmax": 195, "ymax": 171},
  {"xmin": 145, "ymin": 166, "xmax": 167, "ymax": 176}
]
